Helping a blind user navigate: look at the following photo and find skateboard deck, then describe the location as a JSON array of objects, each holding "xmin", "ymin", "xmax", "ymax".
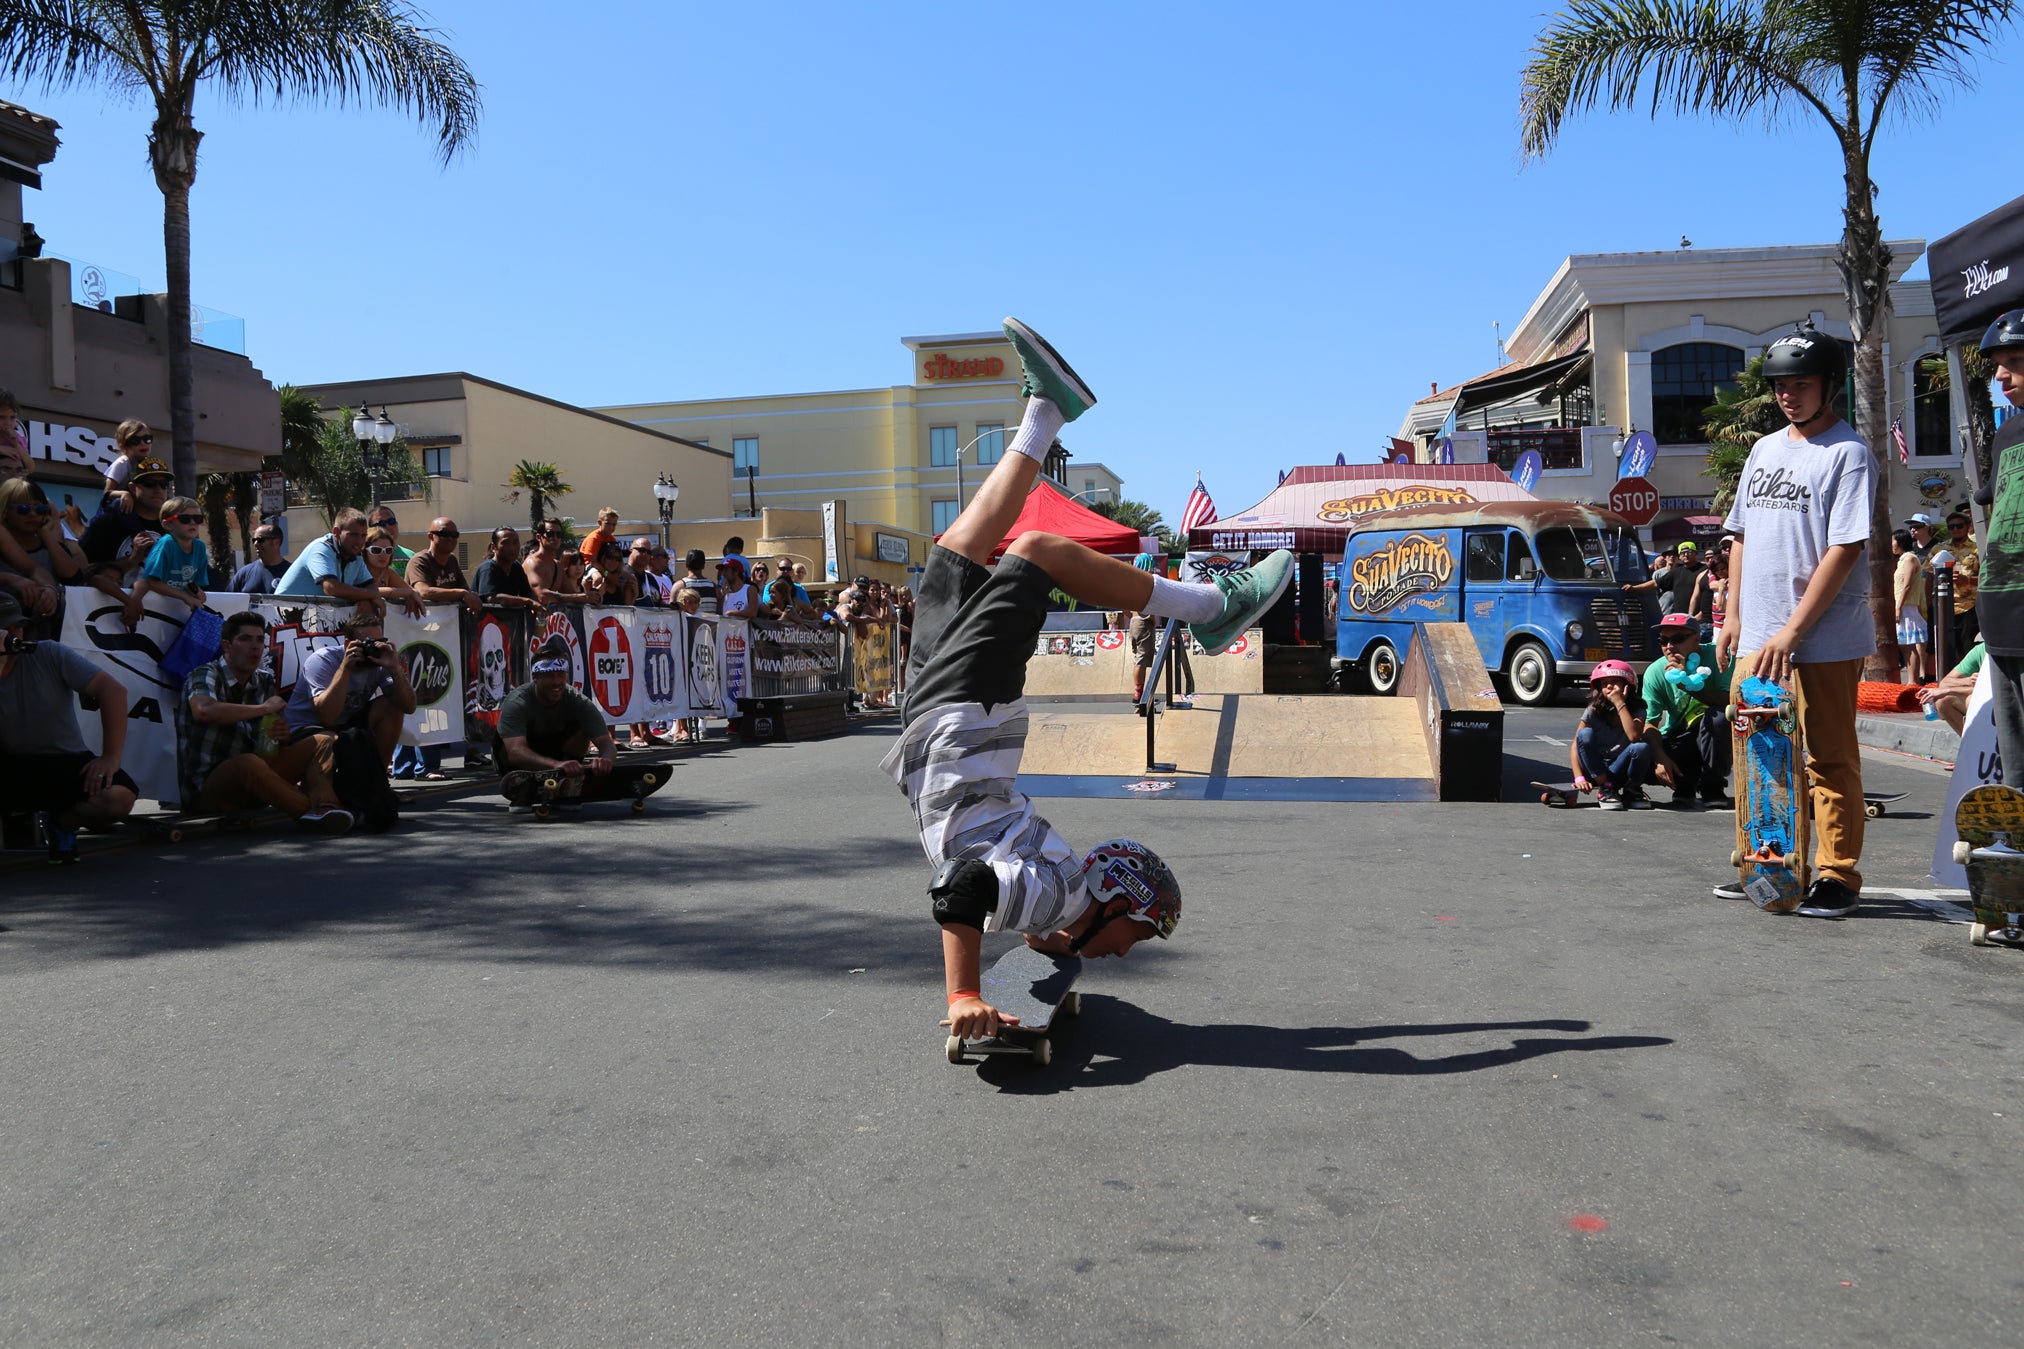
[
  {"xmin": 1863, "ymin": 791, "xmax": 1909, "ymax": 819},
  {"xmin": 137, "ymin": 808, "xmax": 267, "ymax": 845},
  {"xmin": 1730, "ymin": 675, "xmax": 1810, "ymax": 913},
  {"xmin": 1951, "ymin": 784, "xmax": 2024, "ymax": 949},
  {"xmin": 501, "ymin": 763, "xmax": 667, "ymax": 819},
  {"xmin": 944, "ymin": 943, "xmax": 1083, "ymax": 1066},
  {"xmin": 1531, "ymin": 780, "xmax": 1582, "ymax": 808}
]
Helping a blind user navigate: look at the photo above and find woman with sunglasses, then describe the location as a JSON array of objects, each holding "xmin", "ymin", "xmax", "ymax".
[
  {"xmin": 1, "ymin": 477, "xmax": 78, "ymax": 622},
  {"xmin": 362, "ymin": 525, "xmax": 425, "ymax": 615}
]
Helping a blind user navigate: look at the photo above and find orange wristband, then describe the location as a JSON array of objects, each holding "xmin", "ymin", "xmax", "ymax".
[{"xmin": 947, "ymin": 989, "xmax": 979, "ymax": 1005}]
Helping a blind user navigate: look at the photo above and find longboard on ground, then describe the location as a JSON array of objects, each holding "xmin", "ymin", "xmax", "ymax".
[
  {"xmin": 137, "ymin": 808, "xmax": 268, "ymax": 845},
  {"xmin": 945, "ymin": 943, "xmax": 1083, "ymax": 1067},
  {"xmin": 1951, "ymin": 784, "xmax": 2024, "ymax": 949},
  {"xmin": 1729, "ymin": 676, "xmax": 1809, "ymax": 913},
  {"xmin": 501, "ymin": 763, "xmax": 666, "ymax": 819}
]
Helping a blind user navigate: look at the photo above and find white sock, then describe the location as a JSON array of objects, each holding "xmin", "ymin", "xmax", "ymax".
[
  {"xmin": 1143, "ymin": 574, "xmax": 1223, "ymax": 624},
  {"xmin": 1005, "ymin": 396, "xmax": 1065, "ymax": 463}
]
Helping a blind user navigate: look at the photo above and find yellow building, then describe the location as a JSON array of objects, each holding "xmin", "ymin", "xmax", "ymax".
[{"xmin": 599, "ymin": 331, "xmax": 1125, "ymax": 537}]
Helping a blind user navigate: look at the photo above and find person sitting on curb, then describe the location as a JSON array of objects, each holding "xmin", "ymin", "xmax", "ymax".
[
  {"xmin": 493, "ymin": 635, "xmax": 618, "ymax": 812},
  {"xmin": 176, "ymin": 610, "xmax": 351, "ymax": 832},
  {"xmin": 1918, "ymin": 640, "xmax": 1985, "ymax": 735},
  {"xmin": 1568, "ymin": 659, "xmax": 1676, "ymax": 811},
  {"xmin": 282, "ymin": 610, "xmax": 417, "ymax": 766},
  {"xmin": 1641, "ymin": 612, "xmax": 1732, "ymax": 809},
  {"xmin": 0, "ymin": 591, "xmax": 137, "ymax": 862}
]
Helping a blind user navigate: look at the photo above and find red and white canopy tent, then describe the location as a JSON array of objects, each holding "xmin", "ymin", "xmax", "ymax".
[
  {"xmin": 1185, "ymin": 463, "xmax": 1538, "ymax": 554},
  {"xmin": 940, "ymin": 477, "xmax": 1143, "ymax": 562}
]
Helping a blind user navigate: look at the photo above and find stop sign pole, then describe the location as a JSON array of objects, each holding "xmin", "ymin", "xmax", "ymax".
[{"xmin": 1609, "ymin": 475, "xmax": 1660, "ymax": 527}]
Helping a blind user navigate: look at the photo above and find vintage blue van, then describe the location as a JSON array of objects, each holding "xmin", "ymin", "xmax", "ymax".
[{"xmin": 1333, "ymin": 501, "xmax": 1660, "ymax": 706}]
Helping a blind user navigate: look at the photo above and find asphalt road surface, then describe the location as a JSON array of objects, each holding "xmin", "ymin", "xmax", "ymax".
[{"xmin": 3, "ymin": 705, "xmax": 2019, "ymax": 1346}]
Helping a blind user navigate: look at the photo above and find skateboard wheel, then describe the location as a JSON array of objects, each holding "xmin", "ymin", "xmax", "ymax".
[
  {"xmin": 1729, "ymin": 848, "xmax": 1742, "ymax": 869},
  {"xmin": 167, "ymin": 827, "xmax": 186, "ymax": 845},
  {"xmin": 641, "ymin": 771, "xmax": 658, "ymax": 787},
  {"xmin": 1062, "ymin": 991, "xmax": 1081, "ymax": 1017},
  {"xmin": 1032, "ymin": 1037, "xmax": 1051, "ymax": 1067},
  {"xmin": 631, "ymin": 798, "xmax": 647, "ymax": 815},
  {"xmin": 1539, "ymin": 793, "xmax": 1554, "ymax": 806},
  {"xmin": 540, "ymin": 776, "xmax": 560, "ymax": 793},
  {"xmin": 945, "ymin": 1035, "xmax": 966, "ymax": 1064},
  {"xmin": 1866, "ymin": 801, "xmax": 1883, "ymax": 819},
  {"xmin": 534, "ymin": 805, "xmax": 552, "ymax": 821},
  {"xmin": 1971, "ymin": 922, "xmax": 1990, "ymax": 947},
  {"xmin": 1953, "ymin": 840, "xmax": 1973, "ymax": 866}
]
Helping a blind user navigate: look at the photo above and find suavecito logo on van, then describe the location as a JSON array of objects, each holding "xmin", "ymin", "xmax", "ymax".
[
  {"xmin": 1348, "ymin": 532, "xmax": 1455, "ymax": 615},
  {"xmin": 1318, "ymin": 485, "xmax": 1476, "ymax": 523}
]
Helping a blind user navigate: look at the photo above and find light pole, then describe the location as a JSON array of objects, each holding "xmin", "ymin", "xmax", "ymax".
[
  {"xmin": 1065, "ymin": 486, "xmax": 1113, "ymax": 506},
  {"xmin": 951, "ymin": 425, "xmax": 1020, "ymax": 513},
  {"xmin": 353, "ymin": 406, "xmax": 395, "ymax": 508},
  {"xmin": 652, "ymin": 473, "xmax": 680, "ymax": 550}
]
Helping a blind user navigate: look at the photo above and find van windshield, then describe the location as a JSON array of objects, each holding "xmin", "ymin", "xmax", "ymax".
[{"xmin": 1535, "ymin": 526, "xmax": 1646, "ymax": 583}]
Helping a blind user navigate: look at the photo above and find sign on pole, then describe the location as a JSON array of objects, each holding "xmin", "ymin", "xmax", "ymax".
[
  {"xmin": 1510, "ymin": 450, "xmax": 1544, "ymax": 494},
  {"xmin": 258, "ymin": 471, "xmax": 285, "ymax": 517},
  {"xmin": 1618, "ymin": 431, "xmax": 1658, "ymax": 480},
  {"xmin": 822, "ymin": 501, "xmax": 844, "ymax": 583},
  {"xmin": 1608, "ymin": 475, "xmax": 1661, "ymax": 526}
]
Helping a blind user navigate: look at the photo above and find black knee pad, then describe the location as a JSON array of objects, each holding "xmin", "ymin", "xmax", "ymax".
[{"xmin": 929, "ymin": 857, "xmax": 999, "ymax": 930}]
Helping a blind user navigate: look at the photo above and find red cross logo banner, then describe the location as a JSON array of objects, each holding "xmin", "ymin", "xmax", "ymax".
[{"xmin": 589, "ymin": 617, "xmax": 635, "ymax": 717}]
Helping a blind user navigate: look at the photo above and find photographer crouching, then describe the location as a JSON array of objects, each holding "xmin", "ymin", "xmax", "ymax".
[{"xmin": 0, "ymin": 591, "xmax": 137, "ymax": 862}]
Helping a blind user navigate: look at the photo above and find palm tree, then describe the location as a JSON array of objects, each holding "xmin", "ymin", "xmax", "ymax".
[
  {"xmin": 0, "ymin": 1, "xmax": 480, "ymax": 496},
  {"xmin": 1520, "ymin": 0, "xmax": 2018, "ymax": 678},
  {"xmin": 274, "ymin": 393, "xmax": 428, "ymax": 524},
  {"xmin": 1700, "ymin": 354, "xmax": 1782, "ymax": 511},
  {"xmin": 503, "ymin": 460, "xmax": 571, "ymax": 531},
  {"xmin": 1094, "ymin": 497, "xmax": 1175, "ymax": 552}
]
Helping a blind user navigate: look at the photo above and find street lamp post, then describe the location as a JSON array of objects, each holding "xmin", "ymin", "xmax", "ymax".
[
  {"xmin": 354, "ymin": 406, "xmax": 395, "ymax": 508},
  {"xmin": 952, "ymin": 424, "xmax": 1023, "ymax": 515},
  {"xmin": 652, "ymin": 473, "xmax": 681, "ymax": 550}
]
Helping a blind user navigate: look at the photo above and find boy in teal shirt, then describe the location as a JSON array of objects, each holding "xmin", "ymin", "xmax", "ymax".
[
  {"xmin": 129, "ymin": 493, "xmax": 209, "ymax": 621},
  {"xmin": 1642, "ymin": 611, "xmax": 1731, "ymax": 808}
]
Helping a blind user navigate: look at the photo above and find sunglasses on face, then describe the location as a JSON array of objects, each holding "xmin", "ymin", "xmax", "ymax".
[
  {"xmin": 366, "ymin": 545, "xmax": 394, "ymax": 555},
  {"xmin": 1660, "ymin": 633, "xmax": 1694, "ymax": 644},
  {"xmin": 430, "ymin": 529, "xmax": 459, "ymax": 539},
  {"xmin": 11, "ymin": 502, "xmax": 51, "ymax": 516},
  {"xmin": 172, "ymin": 513, "xmax": 203, "ymax": 524},
  {"xmin": 125, "ymin": 435, "xmax": 154, "ymax": 446}
]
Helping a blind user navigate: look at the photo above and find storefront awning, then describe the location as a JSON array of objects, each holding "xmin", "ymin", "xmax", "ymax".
[
  {"xmin": 1188, "ymin": 463, "xmax": 1537, "ymax": 554},
  {"xmin": 1930, "ymin": 191, "xmax": 2024, "ymax": 348},
  {"xmin": 1451, "ymin": 350, "xmax": 1590, "ymax": 422}
]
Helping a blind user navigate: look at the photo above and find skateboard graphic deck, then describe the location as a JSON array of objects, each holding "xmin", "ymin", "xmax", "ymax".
[
  {"xmin": 1951, "ymin": 785, "xmax": 2024, "ymax": 949},
  {"xmin": 501, "ymin": 763, "xmax": 666, "ymax": 819},
  {"xmin": 944, "ymin": 944, "xmax": 1083, "ymax": 1067},
  {"xmin": 1531, "ymin": 780, "xmax": 1582, "ymax": 808},
  {"xmin": 1730, "ymin": 675, "xmax": 1810, "ymax": 913}
]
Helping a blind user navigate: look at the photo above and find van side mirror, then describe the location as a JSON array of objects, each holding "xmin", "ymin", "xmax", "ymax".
[{"xmin": 1516, "ymin": 557, "xmax": 1536, "ymax": 581}]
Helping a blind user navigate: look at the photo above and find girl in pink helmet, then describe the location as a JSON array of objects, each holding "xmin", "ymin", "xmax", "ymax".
[{"xmin": 1568, "ymin": 659, "xmax": 1672, "ymax": 809}]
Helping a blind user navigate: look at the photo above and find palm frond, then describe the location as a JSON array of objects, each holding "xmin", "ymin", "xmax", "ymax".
[
  {"xmin": 1855, "ymin": 0, "xmax": 2020, "ymax": 152},
  {"xmin": 0, "ymin": 0, "xmax": 155, "ymax": 96}
]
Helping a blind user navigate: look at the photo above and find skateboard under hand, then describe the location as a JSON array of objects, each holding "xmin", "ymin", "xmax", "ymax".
[
  {"xmin": 1729, "ymin": 675, "xmax": 1809, "ymax": 914},
  {"xmin": 1951, "ymin": 784, "xmax": 2024, "ymax": 949},
  {"xmin": 501, "ymin": 763, "xmax": 666, "ymax": 819},
  {"xmin": 944, "ymin": 943, "xmax": 1083, "ymax": 1067}
]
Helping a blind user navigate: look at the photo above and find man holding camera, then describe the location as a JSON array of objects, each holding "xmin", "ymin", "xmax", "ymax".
[
  {"xmin": 282, "ymin": 610, "xmax": 418, "ymax": 764},
  {"xmin": 0, "ymin": 591, "xmax": 137, "ymax": 862}
]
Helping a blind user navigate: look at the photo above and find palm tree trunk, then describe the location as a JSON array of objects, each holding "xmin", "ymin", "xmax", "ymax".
[
  {"xmin": 149, "ymin": 102, "xmax": 202, "ymax": 498},
  {"xmin": 1837, "ymin": 144, "xmax": 1898, "ymax": 683}
]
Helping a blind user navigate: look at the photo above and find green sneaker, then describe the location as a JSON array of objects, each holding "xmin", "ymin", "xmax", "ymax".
[
  {"xmin": 1192, "ymin": 551, "xmax": 1294, "ymax": 655},
  {"xmin": 1003, "ymin": 317, "xmax": 1097, "ymax": 423}
]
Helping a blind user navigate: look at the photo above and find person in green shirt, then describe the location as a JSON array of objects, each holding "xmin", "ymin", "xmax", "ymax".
[
  {"xmin": 1917, "ymin": 640, "xmax": 1984, "ymax": 735},
  {"xmin": 1642, "ymin": 612, "xmax": 1733, "ymax": 808}
]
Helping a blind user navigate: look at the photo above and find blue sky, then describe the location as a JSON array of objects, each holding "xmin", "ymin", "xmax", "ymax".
[{"xmin": 5, "ymin": 0, "xmax": 2016, "ymax": 529}]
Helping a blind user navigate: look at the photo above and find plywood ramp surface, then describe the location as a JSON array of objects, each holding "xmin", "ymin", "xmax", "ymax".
[{"xmin": 1021, "ymin": 695, "xmax": 1430, "ymax": 780}]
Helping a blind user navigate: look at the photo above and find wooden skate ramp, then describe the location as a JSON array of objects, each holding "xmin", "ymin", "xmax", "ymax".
[{"xmin": 1017, "ymin": 694, "xmax": 1435, "ymax": 802}]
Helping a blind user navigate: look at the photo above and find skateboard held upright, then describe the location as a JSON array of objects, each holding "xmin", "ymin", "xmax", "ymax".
[
  {"xmin": 1729, "ymin": 675, "xmax": 1810, "ymax": 913},
  {"xmin": 1952, "ymin": 784, "xmax": 2024, "ymax": 949}
]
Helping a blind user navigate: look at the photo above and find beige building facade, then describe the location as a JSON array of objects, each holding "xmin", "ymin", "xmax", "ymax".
[
  {"xmin": 0, "ymin": 100, "xmax": 278, "ymax": 510},
  {"xmin": 599, "ymin": 331, "xmax": 1124, "ymax": 538},
  {"xmin": 1397, "ymin": 242, "xmax": 1961, "ymax": 537},
  {"xmin": 282, "ymin": 374, "xmax": 732, "ymax": 568}
]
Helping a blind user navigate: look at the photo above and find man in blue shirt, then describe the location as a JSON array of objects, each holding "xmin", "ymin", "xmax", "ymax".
[
  {"xmin": 230, "ymin": 525, "xmax": 289, "ymax": 594},
  {"xmin": 276, "ymin": 508, "xmax": 386, "ymax": 612}
]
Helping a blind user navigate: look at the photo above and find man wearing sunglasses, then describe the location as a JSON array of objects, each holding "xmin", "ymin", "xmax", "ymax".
[
  {"xmin": 276, "ymin": 509, "xmax": 386, "ymax": 614},
  {"xmin": 404, "ymin": 517, "xmax": 482, "ymax": 614},
  {"xmin": 1641, "ymin": 611, "xmax": 1732, "ymax": 809},
  {"xmin": 80, "ymin": 457, "xmax": 175, "ymax": 576},
  {"xmin": 230, "ymin": 525, "xmax": 290, "ymax": 595}
]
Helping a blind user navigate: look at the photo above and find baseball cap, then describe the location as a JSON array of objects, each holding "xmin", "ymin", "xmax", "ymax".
[
  {"xmin": 1656, "ymin": 612, "xmax": 1698, "ymax": 635},
  {"xmin": 1905, "ymin": 512, "xmax": 1936, "ymax": 527},
  {"xmin": 131, "ymin": 457, "xmax": 174, "ymax": 483},
  {"xmin": 720, "ymin": 553, "xmax": 749, "ymax": 576},
  {"xmin": 852, "ymin": 574, "xmax": 871, "ymax": 587}
]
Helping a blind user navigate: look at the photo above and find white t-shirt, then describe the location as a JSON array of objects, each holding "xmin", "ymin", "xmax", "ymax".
[
  {"xmin": 879, "ymin": 699, "xmax": 1091, "ymax": 935},
  {"xmin": 721, "ymin": 583, "xmax": 756, "ymax": 617},
  {"xmin": 104, "ymin": 455, "xmax": 136, "ymax": 486},
  {"xmin": 1721, "ymin": 419, "xmax": 1878, "ymax": 663}
]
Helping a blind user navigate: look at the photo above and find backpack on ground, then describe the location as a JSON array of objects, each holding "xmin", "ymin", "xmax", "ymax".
[{"xmin": 331, "ymin": 726, "xmax": 400, "ymax": 831}]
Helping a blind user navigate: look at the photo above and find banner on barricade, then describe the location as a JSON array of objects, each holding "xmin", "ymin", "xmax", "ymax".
[
  {"xmin": 686, "ymin": 613, "xmax": 724, "ymax": 715},
  {"xmin": 61, "ymin": 589, "xmax": 465, "ymax": 805},
  {"xmin": 516, "ymin": 603, "xmax": 724, "ymax": 724},
  {"xmin": 748, "ymin": 620, "xmax": 845, "ymax": 698},
  {"xmin": 719, "ymin": 618, "xmax": 748, "ymax": 714},
  {"xmin": 852, "ymin": 626, "xmax": 895, "ymax": 697},
  {"xmin": 464, "ymin": 606, "xmax": 529, "ymax": 747}
]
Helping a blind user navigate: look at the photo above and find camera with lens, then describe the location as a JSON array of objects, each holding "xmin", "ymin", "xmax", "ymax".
[
  {"xmin": 0, "ymin": 634, "xmax": 36, "ymax": 655},
  {"xmin": 356, "ymin": 637, "xmax": 393, "ymax": 659}
]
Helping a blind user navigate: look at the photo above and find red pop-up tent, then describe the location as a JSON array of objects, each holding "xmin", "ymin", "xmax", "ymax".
[{"xmin": 947, "ymin": 478, "xmax": 1141, "ymax": 561}]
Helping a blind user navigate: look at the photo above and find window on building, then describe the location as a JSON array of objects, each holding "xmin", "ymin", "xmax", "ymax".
[
  {"xmin": 1487, "ymin": 427, "xmax": 1584, "ymax": 471},
  {"xmin": 1912, "ymin": 357, "xmax": 1957, "ymax": 458},
  {"xmin": 422, "ymin": 446, "xmax": 452, "ymax": 478},
  {"xmin": 974, "ymin": 423, "xmax": 1004, "ymax": 465},
  {"xmin": 930, "ymin": 425, "xmax": 959, "ymax": 467},
  {"xmin": 932, "ymin": 499, "xmax": 960, "ymax": 533},
  {"xmin": 733, "ymin": 437, "xmax": 759, "ymax": 476},
  {"xmin": 1650, "ymin": 342, "xmax": 1746, "ymax": 445}
]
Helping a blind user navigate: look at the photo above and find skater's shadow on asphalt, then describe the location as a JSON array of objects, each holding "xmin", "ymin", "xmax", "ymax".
[{"xmin": 977, "ymin": 1001, "xmax": 1671, "ymax": 1093}]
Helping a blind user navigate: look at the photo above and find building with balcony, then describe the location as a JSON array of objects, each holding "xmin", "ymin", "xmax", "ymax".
[
  {"xmin": 598, "ymin": 330, "xmax": 1124, "ymax": 536},
  {"xmin": 1396, "ymin": 241, "xmax": 1958, "ymax": 539},
  {"xmin": 0, "ymin": 99, "xmax": 277, "ymax": 517}
]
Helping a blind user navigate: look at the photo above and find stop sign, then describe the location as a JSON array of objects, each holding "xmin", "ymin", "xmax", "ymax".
[{"xmin": 1609, "ymin": 475, "xmax": 1660, "ymax": 526}]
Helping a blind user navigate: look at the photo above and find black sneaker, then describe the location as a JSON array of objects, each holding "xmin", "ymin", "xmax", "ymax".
[
  {"xmin": 1797, "ymin": 877, "xmax": 1860, "ymax": 918},
  {"xmin": 1699, "ymin": 790, "xmax": 1732, "ymax": 808},
  {"xmin": 1712, "ymin": 880, "xmax": 1747, "ymax": 900},
  {"xmin": 46, "ymin": 826, "xmax": 79, "ymax": 865}
]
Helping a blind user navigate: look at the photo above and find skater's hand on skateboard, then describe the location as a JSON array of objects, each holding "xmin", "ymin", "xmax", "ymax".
[
  {"xmin": 558, "ymin": 759, "xmax": 586, "ymax": 779},
  {"xmin": 1573, "ymin": 776, "xmax": 1592, "ymax": 794},
  {"xmin": 588, "ymin": 756, "xmax": 614, "ymax": 777},
  {"xmin": 942, "ymin": 996, "xmax": 1019, "ymax": 1040},
  {"xmin": 1748, "ymin": 625, "xmax": 1802, "ymax": 685}
]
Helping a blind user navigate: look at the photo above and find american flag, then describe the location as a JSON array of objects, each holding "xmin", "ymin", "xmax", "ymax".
[
  {"xmin": 1890, "ymin": 415, "xmax": 1909, "ymax": 466},
  {"xmin": 1180, "ymin": 478, "xmax": 1216, "ymax": 533}
]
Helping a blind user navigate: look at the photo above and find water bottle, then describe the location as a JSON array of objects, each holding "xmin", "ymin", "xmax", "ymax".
[{"xmin": 1924, "ymin": 698, "xmax": 1940, "ymax": 722}]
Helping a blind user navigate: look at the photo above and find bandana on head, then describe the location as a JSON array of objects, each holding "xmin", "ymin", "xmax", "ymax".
[{"xmin": 531, "ymin": 657, "xmax": 570, "ymax": 675}]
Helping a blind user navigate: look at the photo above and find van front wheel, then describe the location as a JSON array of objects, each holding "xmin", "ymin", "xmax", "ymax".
[
  {"xmin": 1365, "ymin": 640, "xmax": 1401, "ymax": 697},
  {"xmin": 1505, "ymin": 639, "xmax": 1558, "ymax": 707}
]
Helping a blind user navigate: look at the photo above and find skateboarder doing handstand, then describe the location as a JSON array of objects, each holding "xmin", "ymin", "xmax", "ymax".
[{"xmin": 882, "ymin": 318, "xmax": 1294, "ymax": 1040}]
